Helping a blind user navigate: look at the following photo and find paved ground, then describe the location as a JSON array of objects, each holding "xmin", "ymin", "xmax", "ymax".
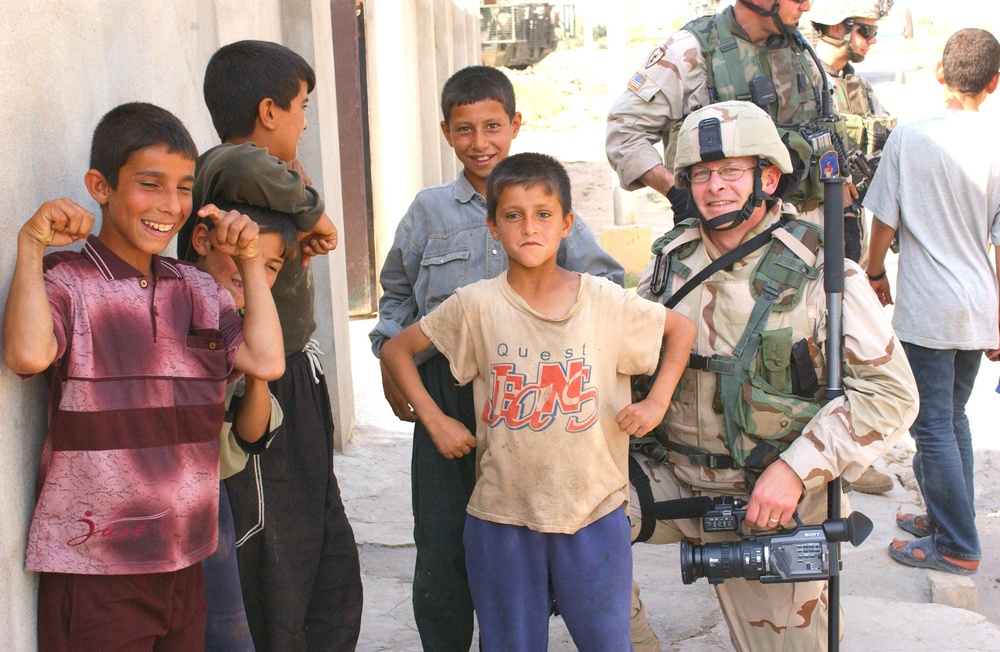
[{"xmin": 339, "ymin": 317, "xmax": 1000, "ymax": 651}]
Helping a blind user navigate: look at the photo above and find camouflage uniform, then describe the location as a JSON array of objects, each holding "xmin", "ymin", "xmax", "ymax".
[
  {"xmin": 628, "ymin": 203, "xmax": 918, "ymax": 651},
  {"xmin": 606, "ymin": 6, "xmax": 831, "ymax": 218}
]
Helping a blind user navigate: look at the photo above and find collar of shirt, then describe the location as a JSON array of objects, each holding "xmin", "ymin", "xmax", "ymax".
[
  {"xmin": 81, "ymin": 235, "xmax": 183, "ymax": 281},
  {"xmin": 453, "ymin": 171, "xmax": 485, "ymax": 206}
]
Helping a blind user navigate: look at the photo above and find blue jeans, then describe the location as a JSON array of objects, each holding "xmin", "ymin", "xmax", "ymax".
[
  {"xmin": 902, "ymin": 342, "xmax": 981, "ymax": 560},
  {"xmin": 465, "ymin": 509, "xmax": 633, "ymax": 652}
]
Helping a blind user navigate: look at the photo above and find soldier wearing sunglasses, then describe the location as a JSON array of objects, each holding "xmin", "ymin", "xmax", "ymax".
[{"xmin": 810, "ymin": 4, "xmax": 896, "ymax": 237}]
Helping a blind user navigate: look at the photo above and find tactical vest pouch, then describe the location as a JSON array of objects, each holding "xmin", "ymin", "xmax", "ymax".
[
  {"xmin": 843, "ymin": 113, "xmax": 866, "ymax": 155},
  {"xmin": 863, "ymin": 114, "xmax": 895, "ymax": 155},
  {"xmin": 735, "ymin": 366, "xmax": 822, "ymax": 445},
  {"xmin": 760, "ymin": 327, "xmax": 793, "ymax": 393},
  {"xmin": 726, "ymin": 342, "xmax": 823, "ymax": 476}
]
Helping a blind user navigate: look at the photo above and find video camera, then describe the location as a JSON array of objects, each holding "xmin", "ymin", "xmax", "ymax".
[{"xmin": 660, "ymin": 495, "xmax": 873, "ymax": 585}]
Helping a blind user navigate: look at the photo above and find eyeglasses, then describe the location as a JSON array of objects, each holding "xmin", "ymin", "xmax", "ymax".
[
  {"xmin": 686, "ymin": 165, "xmax": 756, "ymax": 184},
  {"xmin": 854, "ymin": 23, "xmax": 878, "ymax": 41}
]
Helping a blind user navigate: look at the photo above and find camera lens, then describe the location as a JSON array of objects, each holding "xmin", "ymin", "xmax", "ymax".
[{"xmin": 680, "ymin": 538, "xmax": 768, "ymax": 584}]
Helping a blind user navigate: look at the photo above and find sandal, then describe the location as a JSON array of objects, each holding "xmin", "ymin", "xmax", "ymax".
[
  {"xmin": 895, "ymin": 512, "xmax": 934, "ymax": 538},
  {"xmin": 888, "ymin": 536, "xmax": 978, "ymax": 576}
]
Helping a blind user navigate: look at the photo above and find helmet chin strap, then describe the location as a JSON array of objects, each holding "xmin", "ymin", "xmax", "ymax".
[
  {"xmin": 846, "ymin": 46, "xmax": 866, "ymax": 64},
  {"xmin": 738, "ymin": 0, "xmax": 794, "ymax": 37},
  {"xmin": 699, "ymin": 158, "xmax": 773, "ymax": 232}
]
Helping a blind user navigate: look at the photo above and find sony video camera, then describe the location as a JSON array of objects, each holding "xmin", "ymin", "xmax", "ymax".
[{"xmin": 676, "ymin": 496, "xmax": 873, "ymax": 585}]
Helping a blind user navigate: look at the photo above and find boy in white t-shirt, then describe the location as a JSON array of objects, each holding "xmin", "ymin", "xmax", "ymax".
[{"xmin": 381, "ymin": 152, "xmax": 695, "ymax": 650}]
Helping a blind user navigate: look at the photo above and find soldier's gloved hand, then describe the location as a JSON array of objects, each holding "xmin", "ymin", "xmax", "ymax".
[{"xmin": 666, "ymin": 186, "xmax": 699, "ymax": 225}]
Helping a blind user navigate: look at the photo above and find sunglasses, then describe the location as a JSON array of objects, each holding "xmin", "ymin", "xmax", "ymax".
[{"xmin": 854, "ymin": 23, "xmax": 878, "ymax": 41}]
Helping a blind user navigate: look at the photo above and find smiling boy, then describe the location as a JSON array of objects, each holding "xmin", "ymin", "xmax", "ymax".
[
  {"xmin": 381, "ymin": 152, "xmax": 695, "ymax": 650},
  {"xmin": 2, "ymin": 102, "xmax": 284, "ymax": 649}
]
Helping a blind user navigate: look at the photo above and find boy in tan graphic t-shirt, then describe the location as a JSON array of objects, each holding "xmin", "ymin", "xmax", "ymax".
[{"xmin": 382, "ymin": 152, "xmax": 695, "ymax": 650}]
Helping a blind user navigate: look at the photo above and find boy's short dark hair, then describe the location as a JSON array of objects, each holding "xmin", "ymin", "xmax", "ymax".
[
  {"xmin": 440, "ymin": 65, "xmax": 516, "ymax": 124},
  {"xmin": 203, "ymin": 40, "xmax": 317, "ymax": 141},
  {"xmin": 942, "ymin": 28, "xmax": 1000, "ymax": 95},
  {"xmin": 227, "ymin": 202, "xmax": 299, "ymax": 262},
  {"xmin": 189, "ymin": 202, "xmax": 299, "ymax": 263},
  {"xmin": 486, "ymin": 152, "xmax": 572, "ymax": 220},
  {"xmin": 90, "ymin": 102, "xmax": 197, "ymax": 189}
]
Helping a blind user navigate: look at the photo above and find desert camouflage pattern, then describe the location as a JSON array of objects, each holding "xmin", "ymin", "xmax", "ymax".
[
  {"xmin": 628, "ymin": 203, "xmax": 918, "ymax": 651},
  {"xmin": 606, "ymin": 7, "xmax": 826, "ymax": 196},
  {"xmin": 672, "ymin": 101, "xmax": 793, "ymax": 182}
]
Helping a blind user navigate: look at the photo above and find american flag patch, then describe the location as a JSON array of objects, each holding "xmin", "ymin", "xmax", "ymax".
[{"xmin": 628, "ymin": 72, "xmax": 646, "ymax": 92}]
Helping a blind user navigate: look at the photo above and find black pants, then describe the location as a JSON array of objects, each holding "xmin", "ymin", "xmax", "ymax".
[
  {"xmin": 226, "ymin": 351, "xmax": 363, "ymax": 651},
  {"xmin": 412, "ymin": 354, "xmax": 478, "ymax": 651}
]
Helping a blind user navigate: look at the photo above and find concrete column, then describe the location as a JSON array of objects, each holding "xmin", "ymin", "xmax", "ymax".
[
  {"xmin": 365, "ymin": 0, "xmax": 425, "ymax": 281},
  {"xmin": 435, "ymin": 0, "xmax": 457, "ymax": 182},
  {"xmin": 279, "ymin": 0, "xmax": 356, "ymax": 449},
  {"xmin": 465, "ymin": 0, "xmax": 480, "ymax": 66},
  {"xmin": 451, "ymin": 0, "xmax": 472, "ymax": 70},
  {"xmin": 416, "ymin": 0, "xmax": 444, "ymax": 188},
  {"xmin": 607, "ymin": 0, "xmax": 636, "ymax": 228}
]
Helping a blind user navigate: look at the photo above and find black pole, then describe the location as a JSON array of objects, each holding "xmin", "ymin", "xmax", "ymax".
[
  {"xmin": 822, "ymin": 173, "xmax": 846, "ymax": 652},
  {"xmin": 800, "ymin": 27, "xmax": 849, "ymax": 649}
]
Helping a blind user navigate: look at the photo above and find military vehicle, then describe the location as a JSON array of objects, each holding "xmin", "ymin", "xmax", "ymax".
[{"xmin": 480, "ymin": 2, "xmax": 574, "ymax": 69}]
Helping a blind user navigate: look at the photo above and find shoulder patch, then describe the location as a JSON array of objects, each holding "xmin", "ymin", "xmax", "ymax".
[
  {"xmin": 628, "ymin": 71, "xmax": 647, "ymax": 92},
  {"xmin": 644, "ymin": 46, "xmax": 666, "ymax": 69}
]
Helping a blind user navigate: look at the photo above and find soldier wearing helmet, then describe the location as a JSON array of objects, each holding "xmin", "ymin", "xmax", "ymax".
[
  {"xmin": 810, "ymin": 0, "xmax": 897, "ymax": 166},
  {"xmin": 606, "ymin": 0, "xmax": 866, "ymax": 262},
  {"xmin": 607, "ymin": 0, "xmax": 815, "ymax": 203},
  {"xmin": 628, "ymin": 101, "xmax": 917, "ymax": 652},
  {"xmin": 810, "ymin": 0, "xmax": 893, "ymax": 65}
]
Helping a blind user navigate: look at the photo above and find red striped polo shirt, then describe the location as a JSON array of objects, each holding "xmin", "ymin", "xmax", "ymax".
[{"xmin": 25, "ymin": 236, "xmax": 244, "ymax": 575}]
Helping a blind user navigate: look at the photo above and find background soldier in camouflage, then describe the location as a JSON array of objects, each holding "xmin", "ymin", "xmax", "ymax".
[
  {"xmin": 810, "ymin": 0, "xmax": 896, "ymax": 257},
  {"xmin": 606, "ymin": 0, "xmax": 817, "ymax": 205},
  {"xmin": 628, "ymin": 101, "xmax": 918, "ymax": 652},
  {"xmin": 606, "ymin": 0, "xmax": 863, "ymax": 257},
  {"xmin": 809, "ymin": 0, "xmax": 897, "ymax": 494}
]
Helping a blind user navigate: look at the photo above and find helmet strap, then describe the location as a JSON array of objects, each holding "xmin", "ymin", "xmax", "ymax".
[
  {"xmin": 817, "ymin": 19, "xmax": 852, "ymax": 48},
  {"xmin": 699, "ymin": 158, "xmax": 773, "ymax": 232},
  {"xmin": 738, "ymin": 0, "xmax": 793, "ymax": 37}
]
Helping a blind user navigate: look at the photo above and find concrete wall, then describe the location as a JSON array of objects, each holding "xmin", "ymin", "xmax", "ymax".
[
  {"xmin": 0, "ymin": 1, "xmax": 351, "ymax": 643},
  {"xmin": 366, "ymin": 0, "xmax": 481, "ymax": 281}
]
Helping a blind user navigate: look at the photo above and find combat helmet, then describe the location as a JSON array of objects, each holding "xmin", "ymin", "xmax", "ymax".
[
  {"xmin": 810, "ymin": 0, "xmax": 893, "ymax": 62},
  {"xmin": 673, "ymin": 101, "xmax": 793, "ymax": 231}
]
